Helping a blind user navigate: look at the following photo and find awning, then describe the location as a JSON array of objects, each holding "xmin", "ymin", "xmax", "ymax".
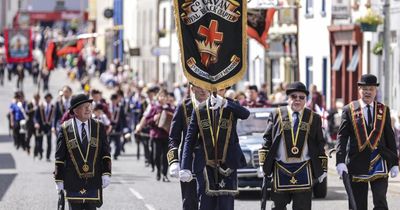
[
  {"xmin": 332, "ymin": 49, "xmax": 343, "ymax": 71},
  {"xmin": 347, "ymin": 48, "xmax": 359, "ymax": 72}
]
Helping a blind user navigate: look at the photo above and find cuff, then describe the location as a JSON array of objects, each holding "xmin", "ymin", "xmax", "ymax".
[
  {"xmin": 319, "ymin": 156, "xmax": 328, "ymax": 172},
  {"xmin": 167, "ymin": 148, "xmax": 179, "ymax": 166},
  {"xmin": 258, "ymin": 149, "xmax": 268, "ymax": 166}
]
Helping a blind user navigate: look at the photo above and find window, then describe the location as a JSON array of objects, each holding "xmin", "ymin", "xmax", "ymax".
[
  {"xmin": 143, "ymin": 11, "xmax": 146, "ymax": 45},
  {"xmin": 305, "ymin": 0, "xmax": 314, "ymax": 17},
  {"xmin": 149, "ymin": 10, "xmax": 152, "ymax": 45},
  {"xmin": 321, "ymin": 0, "xmax": 326, "ymax": 17},
  {"xmin": 322, "ymin": 57, "xmax": 327, "ymax": 97},
  {"xmin": 306, "ymin": 57, "xmax": 313, "ymax": 87},
  {"xmin": 332, "ymin": 49, "xmax": 343, "ymax": 71},
  {"xmin": 347, "ymin": 48, "xmax": 359, "ymax": 72}
]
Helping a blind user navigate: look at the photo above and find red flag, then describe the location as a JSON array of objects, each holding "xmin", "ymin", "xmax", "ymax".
[
  {"xmin": 247, "ymin": 9, "xmax": 276, "ymax": 48},
  {"xmin": 45, "ymin": 41, "xmax": 56, "ymax": 70},
  {"xmin": 56, "ymin": 39, "xmax": 84, "ymax": 56}
]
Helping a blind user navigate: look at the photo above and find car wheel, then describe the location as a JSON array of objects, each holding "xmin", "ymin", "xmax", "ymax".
[{"xmin": 313, "ymin": 177, "xmax": 327, "ymax": 198}]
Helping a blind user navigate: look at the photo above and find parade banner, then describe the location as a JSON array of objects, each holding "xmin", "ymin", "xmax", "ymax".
[
  {"xmin": 4, "ymin": 28, "xmax": 33, "ymax": 63},
  {"xmin": 174, "ymin": 0, "xmax": 247, "ymax": 91},
  {"xmin": 247, "ymin": 8, "xmax": 275, "ymax": 48}
]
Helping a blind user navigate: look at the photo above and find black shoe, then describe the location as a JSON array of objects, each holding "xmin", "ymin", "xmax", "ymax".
[
  {"xmin": 156, "ymin": 174, "xmax": 161, "ymax": 181},
  {"xmin": 114, "ymin": 156, "xmax": 118, "ymax": 160},
  {"xmin": 39, "ymin": 153, "xmax": 43, "ymax": 160},
  {"xmin": 162, "ymin": 175, "xmax": 170, "ymax": 182}
]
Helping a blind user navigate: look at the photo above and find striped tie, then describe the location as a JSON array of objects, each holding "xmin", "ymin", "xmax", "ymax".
[{"xmin": 81, "ymin": 123, "xmax": 88, "ymax": 152}]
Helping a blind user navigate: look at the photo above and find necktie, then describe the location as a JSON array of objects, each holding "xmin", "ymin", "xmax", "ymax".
[
  {"xmin": 367, "ymin": 104, "xmax": 373, "ymax": 128},
  {"xmin": 293, "ymin": 112, "xmax": 300, "ymax": 134},
  {"xmin": 81, "ymin": 123, "xmax": 88, "ymax": 152},
  {"xmin": 45, "ymin": 105, "xmax": 50, "ymax": 117}
]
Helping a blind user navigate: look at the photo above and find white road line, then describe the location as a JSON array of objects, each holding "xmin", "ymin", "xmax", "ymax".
[
  {"xmin": 129, "ymin": 187, "xmax": 144, "ymax": 200},
  {"xmin": 145, "ymin": 204, "xmax": 156, "ymax": 210}
]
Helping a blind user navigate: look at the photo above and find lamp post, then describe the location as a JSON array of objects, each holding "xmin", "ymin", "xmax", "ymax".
[{"xmin": 382, "ymin": 0, "xmax": 390, "ymax": 105}]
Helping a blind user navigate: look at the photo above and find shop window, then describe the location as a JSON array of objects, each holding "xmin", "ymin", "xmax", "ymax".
[
  {"xmin": 347, "ymin": 48, "xmax": 359, "ymax": 72},
  {"xmin": 332, "ymin": 49, "xmax": 343, "ymax": 71}
]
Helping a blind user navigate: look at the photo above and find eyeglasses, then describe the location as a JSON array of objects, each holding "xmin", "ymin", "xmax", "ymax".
[{"xmin": 290, "ymin": 94, "xmax": 306, "ymax": 100}]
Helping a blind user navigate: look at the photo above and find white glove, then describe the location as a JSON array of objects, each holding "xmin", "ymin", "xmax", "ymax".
[
  {"xmin": 318, "ymin": 172, "xmax": 327, "ymax": 183},
  {"xmin": 179, "ymin": 169, "xmax": 193, "ymax": 182},
  {"xmin": 102, "ymin": 175, "xmax": 111, "ymax": 188},
  {"xmin": 336, "ymin": 163, "xmax": 348, "ymax": 178},
  {"xmin": 390, "ymin": 166, "xmax": 399, "ymax": 178},
  {"xmin": 55, "ymin": 182, "xmax": 64, "ymax": 192},
  {"xmin": 169, "ymin": 163, "xmax": 180, "ymax": 178},
  {"xmin": 209, "ymin": 94, "xmax": 223, "ymax": 110}
]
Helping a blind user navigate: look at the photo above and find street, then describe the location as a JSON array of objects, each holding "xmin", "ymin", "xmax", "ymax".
[{"xmin": 0, "ymin": 70, "xmax": 400, "ymax": 210}]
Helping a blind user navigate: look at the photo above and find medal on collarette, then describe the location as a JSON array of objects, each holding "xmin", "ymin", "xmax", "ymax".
[
  {"xmin": 291, "ymin": 146, "xmax": 299, "ymax": 155},
  {"xmin": 82, "ymin": 163, "xmax": 89, "ymax": 172}
]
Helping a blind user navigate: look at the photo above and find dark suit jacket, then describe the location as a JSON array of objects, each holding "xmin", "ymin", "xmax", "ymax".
[
  {"xmin": 261, "ymin": 107, "xmax": 326, "ymax": 179},
  {"xmin": 182, "ymin": 99, "xmax": 250, "ymax": 173},
  {"xmin": 34, "ymin": 104, "xmax": 55, "ymax": 133},
  {"xmin": 336, "ymin": 101, "xmax": 399, "ymax": 175},
  {"xmin": 54, "ymin": 118, "xmax": 111, "ymax": 192}
]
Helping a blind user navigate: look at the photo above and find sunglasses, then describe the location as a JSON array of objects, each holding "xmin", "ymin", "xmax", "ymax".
[{"xmin": 290, "ymin": 94, "xmax": 306, "ymax": 100}]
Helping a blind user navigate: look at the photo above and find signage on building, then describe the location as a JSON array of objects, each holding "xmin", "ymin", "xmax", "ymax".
[
  {"xmin": 248, "ymin": 0, "xmax": 278, "ymax": 9},
  {"xmin": 332, "ymin": 0, "xmax": 350, "ymax": 19}
]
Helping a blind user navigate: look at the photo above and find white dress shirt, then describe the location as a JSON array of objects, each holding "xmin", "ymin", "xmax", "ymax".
[
  {"xmin": 75, "ymin": 118, "xmax": 90, "ymax": 143},
  {"xmin": 359, "ymin": 99, "xmax": 374, "ymax": 126},
  {"xmin": 276, "ymin": 106, "xmax": 310, "ymax": 163}
]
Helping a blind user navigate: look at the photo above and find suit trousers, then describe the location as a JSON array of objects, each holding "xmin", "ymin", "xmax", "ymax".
[
  {"xmin": 68, "ymin": 202, "xmax": 96, "ymax": 210},
  {"xmin": 271, "ymin": 190, "xmax": 312, "ymax": 210},
  {"xmin": 180, "ymin": 179, "xmax": 198, "ymax": 210},
  {"xmin": 350, "ymin": 177, "xmax": 388, "ymax": 210}
]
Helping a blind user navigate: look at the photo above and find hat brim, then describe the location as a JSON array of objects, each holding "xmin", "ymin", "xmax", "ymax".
[
  {"xmin": 357, "ymin": 82, "xmax": 379, "ymax": 86},
  {"xmin": 69, "ymin": 99, "xmax": 93, "ymax": 114},
  {"xmin": 286, "ymin": 89, "xmax": 309, "ymax": 96}
]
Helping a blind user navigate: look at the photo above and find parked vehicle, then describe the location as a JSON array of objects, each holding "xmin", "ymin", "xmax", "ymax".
[{"xmin": 237, "ymin": 108, "xmax": 328, "ymax": 198}]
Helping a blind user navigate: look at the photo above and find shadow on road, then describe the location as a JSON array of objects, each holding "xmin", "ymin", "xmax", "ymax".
[
  {"xmin": 235, "ymin": 190, "xmax": 261, "ymax": 200},
  {"xmin": 0, "ymin": 174, "xmax": 16, "ymax": 201},
  {"xmin": 0, "ymin": 135, "xmax": 12, "ymax": 143},
  {"xmin": 0, "ymin": 153, "xmax": 15, "ymax": 169}
]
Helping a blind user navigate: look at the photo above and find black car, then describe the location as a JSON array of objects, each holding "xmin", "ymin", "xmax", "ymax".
[{"xmin": 237, "ymin": 108, "xmax": 328, "ymax": 198}]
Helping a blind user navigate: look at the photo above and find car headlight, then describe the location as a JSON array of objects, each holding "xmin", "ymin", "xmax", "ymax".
[{"xmin": 242, "ymin": 151, "xmax": 252, "ymax": 166}]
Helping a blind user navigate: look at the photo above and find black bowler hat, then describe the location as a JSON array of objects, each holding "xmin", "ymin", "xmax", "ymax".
[
  {"xmin": 69, "ymin": 94, "xmax": 93, "ymax": 114},
  {"xmin": 286, "ymin": 81, "xmax": 309, "ymax": 96},
  {"xmin": 357, "ymin": 74, "xmax": 379, "ymax": 86},
  {"xmin": 44, "ymin": 92, "xmax": 53, "ymax": 99}
]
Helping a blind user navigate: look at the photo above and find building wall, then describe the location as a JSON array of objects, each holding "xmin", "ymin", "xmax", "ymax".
[
  {"xmin": 95, "ymin": 0, "xmax": 113, "ymax": 59},
  {"xmin": 298, "ymin": 0, "xmax": 331, "ymax": 106},
  {"xmin": 1, "ymin": 0, "xmax": 19, "ymax": 29}
]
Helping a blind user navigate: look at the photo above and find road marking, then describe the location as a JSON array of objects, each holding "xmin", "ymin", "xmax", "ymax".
[
  {"xmin": 145, "ymin": 204, "xmax": 156, "ymax": 210},
  {"xmin": 129, "ymin": 188, "xmax": 144, "ymax": 200}
]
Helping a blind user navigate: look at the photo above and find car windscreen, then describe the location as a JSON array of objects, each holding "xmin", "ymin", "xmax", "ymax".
[{"xmin": 237, "ymin": 112, "xmax": 270, "ymax": 136}]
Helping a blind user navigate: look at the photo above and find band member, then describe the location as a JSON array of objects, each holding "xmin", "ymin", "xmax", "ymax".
[
  {"xmin": 259, "ymin": 82, "xmax": 327, "ymax": 210},
  {"xmin": 54, "ymin": 94, "xmax": 111, "ymax": 210},
  {"xmin": 168, "ymin": 84, "xmax": 209, "ymax": 210},
  {"xmin": 146, "ymin": 89, "xmax": 175, "ymax": 182},
  {"xmin": 25, "ymin": 93, "xmax": 41, "ymax": 155},
  {"xmin": 336, "ymin": 74, "xmax": 399, "ymax": 210},
  {"xmin": 109, "ymin": 93, "xmax": 127, "ymax": 160},
  {"xmin": 34, "ymin": 93, "xmax": 55, "ymax": 161},
  {"xmin": 9, "ymin": 91, "xmax": 27, "ymax": 150},
  {"xmin": 180, "ymin": 91, "xmax": 250, "ymax": 210},
  {"xmin": 54, "ymin": 86, "xmax": 73, "ymax": 130}
]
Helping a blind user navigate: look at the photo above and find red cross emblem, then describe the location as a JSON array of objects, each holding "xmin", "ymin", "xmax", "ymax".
[{"xmin": 197, "ymin": 20, "xmax": 223, "ymax": 67}]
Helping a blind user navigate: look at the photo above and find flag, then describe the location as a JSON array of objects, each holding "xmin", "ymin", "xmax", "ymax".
[
  {"xmin": 247, "ymin": 8, "xmax": 275, "ymax": 48},
  {"xmin": 174, "ymin": 0, "xmax": 247, "ymax": 91},
  {"xmin": 4, "ymin": 28, "xmax": 33, "ymax": 63}
]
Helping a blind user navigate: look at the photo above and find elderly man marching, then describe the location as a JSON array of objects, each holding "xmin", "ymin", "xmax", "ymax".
[
  {"xmin": 167, "ymin": 84, "xmax": 209, "ymax": 210},
  {"xmin": 259, "ymin": 81, "xmax": 327, "ymax": 210},
  {"xmin": 179, "ymin": 90, "xmax": 250, "ymax": 210},
  {"xmin": 54, "ymin": 94, "xmax": 112, "ymax": 210},
  {"xmin": 336, "ymin": 74, "xmax": 399, "ymax": 210}
]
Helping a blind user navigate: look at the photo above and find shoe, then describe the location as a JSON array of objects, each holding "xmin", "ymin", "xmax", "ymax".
[
  {"xmin": 39, "ymin": 154, "xmax": 43, "ymax": 160},
  {"xmin": 114, "ymin": 156, "xmax": 118, "ymax": 160},
  {"xmin": 156, "ymin": 174, "xmax": 161, "ymax": 181},
  {"xmin": 46, "ymin": 158, "xmax": 51, "ymax": 162},
  {"xmin": 162, "ymin": 175, "xmax": 170, "ymax": 182}
]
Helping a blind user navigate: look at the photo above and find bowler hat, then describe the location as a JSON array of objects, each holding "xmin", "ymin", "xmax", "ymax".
[
  {"xmin": 69, "ymin": 94, "xmax": 93, "ymax": 114},
  {"xmin": 44, "ymin": 92, "xmax": 53, "ymax": 99},
  {"xmin": 357, "ymin": 74, "xmax": 379, "ymax": 86},
  {"xmin": 286, "ymin": 82, "xmax": 309, "ymax": 96}
]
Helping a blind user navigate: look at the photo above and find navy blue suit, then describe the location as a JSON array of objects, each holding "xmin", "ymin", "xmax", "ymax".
[
  {"xmin": 168, "ymin": 98, "xmax": 199, "ymax": 210},
  {"xmin": 182, "ymin": 99, "xmax": 249, "ymax": 210}
]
